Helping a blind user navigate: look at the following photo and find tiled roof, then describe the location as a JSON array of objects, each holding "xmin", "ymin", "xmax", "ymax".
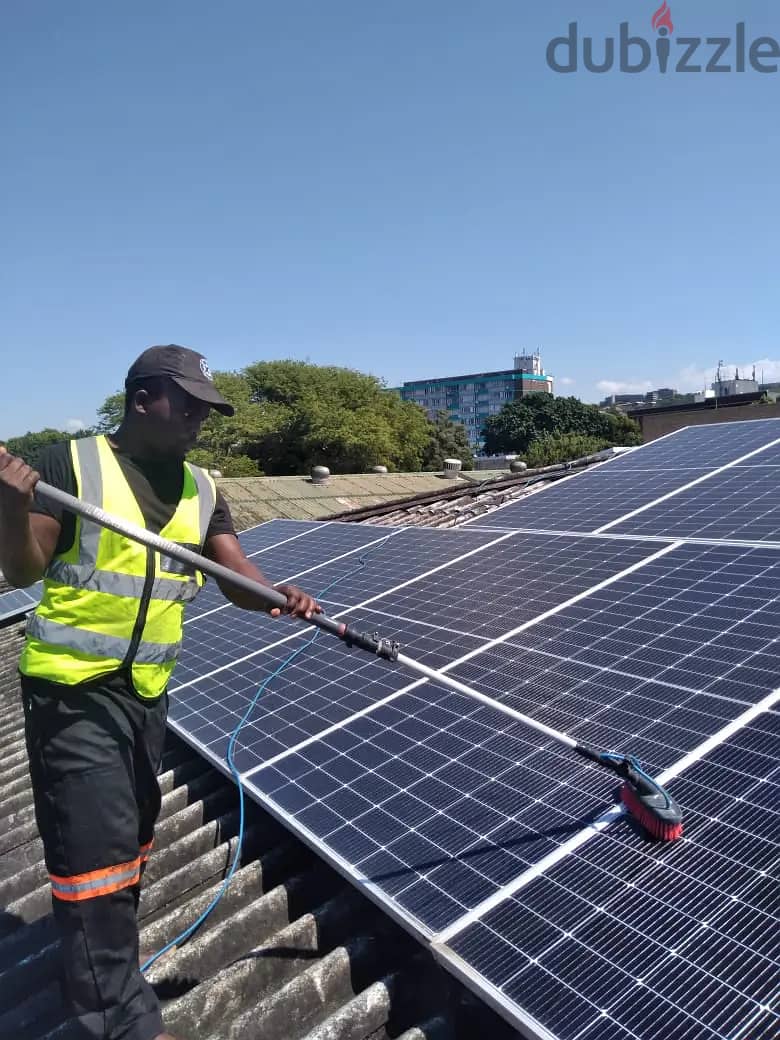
[
  {"xmin": 329, "ymin": 453, "xmax": 615, "ymax": 528},
  {"xmin": 216, "ymin": 470, "xmax": 507, "ymax": 528}
]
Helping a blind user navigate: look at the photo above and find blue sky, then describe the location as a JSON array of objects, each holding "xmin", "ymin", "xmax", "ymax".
[{"xmin": 2, "ymin": 0, "xmax": 778, "ymax": 437}]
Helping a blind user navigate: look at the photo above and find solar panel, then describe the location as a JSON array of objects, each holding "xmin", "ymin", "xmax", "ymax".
[
  {"xmin": 607, "ymin": 466, "xmax": 780, "ymax": 542},
  {"xmin": 336, "ymin": 532, "xmax": 661, "ymax": 641},
  {"xmin": 174, "ymin": 525, "xmax": 506, "ymax": 686},
  {"xmin": 169, "ymin": 627, "xmax": 489, "ymax": 777},
  {"xmin": 0, "ymin": 582, "xmax": 41, "ymax": 622},
  {"xmin": 441, "ymin": 710, "xmax": 780, "ymax": 1040},
  {"xmin": 463, "ymin": 467, "xmax": 693, "ymax": 534},
  {"xmin": 602, "ymin": 418, "xmax": 780, "ymax": 470},
  {"xmin": 184, "ymin": 518, "xmax": 407, "ymax": 621},
  {"xmin": 245, "ymin": 684, "xmax": 615, "ymax": 932},
  {"xmin": 161, "ymin": 420, "xmax": 780, "ymax": 1040},
  {"xmin": 197, "ymin": 541, "xmax": 777, "ymax": 939},
  {"xmin": 467, "ymin": 423, "xmax": 780, "ymax": 537}
]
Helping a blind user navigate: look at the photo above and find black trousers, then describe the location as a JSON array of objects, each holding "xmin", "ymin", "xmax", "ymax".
[{"xmin": 21, "ymin": 672, "xmax": 168, "ymax": 1040}]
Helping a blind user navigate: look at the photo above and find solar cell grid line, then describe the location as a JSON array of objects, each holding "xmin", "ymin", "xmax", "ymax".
[
  {"xmin": 168, "ymin": 615, "xmax": 491, "ymax": 775},
  {"xmin": 181, "ymin": 522, "xmax": 410, "ymax": 628},
  {"xmin": 597, "ymin": 418, "xmax": 780, "ymax": 471},
  {"xmin": 246, "ymin": 684, "xmax": 619, "ymax": 933},
  {"xmin": 172, "ymin": 527, "xmax": 513, "ymax": 688},
  {"xmin": 484, "ymin": 541, "xmax": 780, "ymax": 710},
  {"xmin": 461, "ymin": 468, "xmax": 707, "ymax": 534},
  {"xmin": 437, "ymin": 705, "xmax": 780, "ymax": 1040},
  {"xmin": 593, "ymin": 434, "xmax": 780, "ymax": 536},
  {"xmin": 333, "ymin": 532, "xmax": 666, "ymax": 641},
  {"xmin": 607, "ymin": 465, "xmax": 780, "ymax": 542}
]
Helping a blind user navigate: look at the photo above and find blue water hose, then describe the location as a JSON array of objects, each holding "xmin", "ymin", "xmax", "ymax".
[{"xmin": 141, "ymin": 528, "xmax": 401, "ymax": 972}]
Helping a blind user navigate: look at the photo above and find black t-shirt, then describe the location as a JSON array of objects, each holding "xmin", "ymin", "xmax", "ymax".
[{"xmin": 32, "ymin": 440, "xmax": 236, "ymax": 555}]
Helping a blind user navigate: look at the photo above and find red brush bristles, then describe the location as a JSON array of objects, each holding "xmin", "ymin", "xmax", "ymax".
[{"xmin": 620, "ymin": 781, "xmax": 684, "ymax": 842}]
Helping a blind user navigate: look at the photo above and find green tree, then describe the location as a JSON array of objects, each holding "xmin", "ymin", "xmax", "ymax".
[
  {"xmin": 522, "ymin": 433, "xmax": 613, "ymax": 468},
  {"xmin": 482, "ymin": 395, "xmax": 642, "ymax": 455},
  {"xmin": 95, "ymin": 391, "xmax": 125, "ymax": 433},
  {"xmin": 421, "ymin": 411, "xmax": 474, "ymax": 471},
  {"xmin": 243, "ymin": 361, "xmax": 431, "ymax": 474},
  {"xmin": 4, "ymin": 428, "xmax": 77, "ymax": 466}
]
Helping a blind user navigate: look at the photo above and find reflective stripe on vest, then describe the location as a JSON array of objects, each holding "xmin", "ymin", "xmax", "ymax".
[
  {"xmin": 26, "ymin": 614, "xmax": 182, "ymax": 665},
  {"xmin": 44, "ymin": 562, "xmax": 201, "ymax": 601},
  {"xmin": 20, "ymin": 435, "xmax": 216, "ymax": 697}
]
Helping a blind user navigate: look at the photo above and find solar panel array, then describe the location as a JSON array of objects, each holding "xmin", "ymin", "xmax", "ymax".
[{"xmin": 13, "ymin": 420, "xmax": 776, "ymax": 1038}]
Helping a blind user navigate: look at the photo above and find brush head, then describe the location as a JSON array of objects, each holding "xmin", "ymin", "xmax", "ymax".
[
  {"xmin": 574, "ymin": 746, "xmax": 684, "ymax": 841},
  {"xmin": 620, "ymin": 778, "xmax": 683, "ymax": 842}
]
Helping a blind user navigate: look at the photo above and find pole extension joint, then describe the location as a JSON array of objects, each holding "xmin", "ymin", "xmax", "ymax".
[{"xmin": 340, "ymin": 624, "xmax": 400, "ymax": 661}]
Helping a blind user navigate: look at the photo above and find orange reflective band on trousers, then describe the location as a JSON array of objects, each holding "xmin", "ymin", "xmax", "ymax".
[{"xmin": 50, "ymin": 841, "xmax": 154, "ymax": 902}]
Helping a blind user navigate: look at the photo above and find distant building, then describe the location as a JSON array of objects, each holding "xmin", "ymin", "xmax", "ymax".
[
  {"xmin": 600, "ymin": 387, "xmax": 680, "ymax": 410},
  {"xmin": 712, "ymin": 377, "xmax": 759, "ymax": 397},
  {"xmin": 644, "ymin": 387, "xmax": 678, "ymax": 404},
  {"xmin": 710, "ymin": 365, "xmax": 759, "ymax": 398},
  {"xmin": 600, "ymin": 393, "xmax": 645, "ymax": 408},
  {"xmin": 400, "ymin": 353, "xmax": 554, "ymax": 450}
]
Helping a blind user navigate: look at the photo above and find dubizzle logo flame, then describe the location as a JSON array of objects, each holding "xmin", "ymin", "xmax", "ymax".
[{"xmin": 651, "ymin": 2, "xmax": 674, "ymax": 35}]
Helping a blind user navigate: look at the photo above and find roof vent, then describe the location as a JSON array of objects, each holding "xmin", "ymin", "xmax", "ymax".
[
  {"xmin": 443, "ymin": 458, "xmax": 463, "ymax": 480},
  {"xmin": 509, "ymin": 460, "xmax": 528, "ymax": 473},
  {"xmin": 370, "ymin": 465, "xmax": 388, "ymax": 474},
  {"xmin": 311, "ymin": 465, "xmax": 331, "ymax": 485}
]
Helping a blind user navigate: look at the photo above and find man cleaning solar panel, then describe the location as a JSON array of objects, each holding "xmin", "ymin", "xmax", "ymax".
[{"xmin": 0, "ymin": 344, "xmax": 320, "ymax": 1040}]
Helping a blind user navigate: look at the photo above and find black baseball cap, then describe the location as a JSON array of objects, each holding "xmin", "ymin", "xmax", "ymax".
[{"xmin": 126, "ymin": 345, "xmax": 235, "ymax": 417}]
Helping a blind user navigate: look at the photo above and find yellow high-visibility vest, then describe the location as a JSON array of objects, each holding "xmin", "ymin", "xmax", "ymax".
[{"xmin": 20, "ymin": 435, "xmax": 216, "ymax": 699}]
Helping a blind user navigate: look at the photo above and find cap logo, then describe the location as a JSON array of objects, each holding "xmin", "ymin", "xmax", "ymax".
[{"xmin": 199, "ymin": 358, "xmax": 213, "ymax": 381}]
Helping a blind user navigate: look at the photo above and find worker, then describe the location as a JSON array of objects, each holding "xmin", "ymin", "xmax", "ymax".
[{"xmin": 0, "ymin": 345, "xmax": 320, "ymax": 1040}]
